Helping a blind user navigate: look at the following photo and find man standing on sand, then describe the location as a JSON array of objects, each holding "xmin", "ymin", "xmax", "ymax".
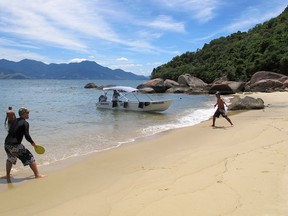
[
  {"xmin": 4, "ymin": 107, "xmax": 45, "ymax": 182},
  {"xmin": 212, "ymin": 92, "xmax": 233, "ymax": 127},
  {"xmin": 4, "ymin": 106, "xmax": 16, "ymax": 130}
]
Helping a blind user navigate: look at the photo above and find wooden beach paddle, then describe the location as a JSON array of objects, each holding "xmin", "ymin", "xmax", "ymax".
[{"xmin": 34, "ymin": 145, "xmax": 45, "ymax": 154}]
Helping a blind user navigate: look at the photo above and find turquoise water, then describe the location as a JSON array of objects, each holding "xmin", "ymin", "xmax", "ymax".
[{"xmin": 0, "ymin": 79, "xmax": 215, "ymax": 174}]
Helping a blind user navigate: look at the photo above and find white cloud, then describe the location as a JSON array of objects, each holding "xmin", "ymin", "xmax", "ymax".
[
  {"xmin": 116, "ymin": 57, "xmax": 129, "ymax": 61},
  {"xmin": 0, "ymin": 38, "xmax": 39, "ymax": 49},
  {"xmin": 68, "ymin": 58, "xmax": 88, "ymax": 63},
  {"xmin": 108, "ymin": 63, "xmax": 144, "ymax": 74},
  {"xmin": 0, "ymin": 47, "xmax": 48, "ymax": 62},
  {"xmin": 226, "ymin": 4, "xmax": 286, "ymax": 33},
  {"xmin": 118, "ymin": 63, "xmax": 143, "ymax": 68},
  {"xmin": 146, "ymin": 15, "xmax": 185, "ymax": 32},
  {"xmin": 157, "ymin": 0, "xmax": 220, "ymax": 22},
  {"xmin": 0, "ymin": 1, "xmax": 89, "ymax": 51},
  {"xmin": 0, "ymin": 0, "xmax": 158, "ymax": 53}
]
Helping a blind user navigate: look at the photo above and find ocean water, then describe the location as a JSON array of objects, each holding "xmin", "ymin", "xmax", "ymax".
[{"xmin": 0, "ymin": 79, "xmax": 216, "ymax": 174}]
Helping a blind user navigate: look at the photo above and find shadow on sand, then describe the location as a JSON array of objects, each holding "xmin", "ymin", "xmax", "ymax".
[
  {"xmin": 0, "ymin": 175, "xmax": 33, "ymax": 189},
  {"xmin": 212, "ymin": 126, "xmax": 229, "ymax": 129}
]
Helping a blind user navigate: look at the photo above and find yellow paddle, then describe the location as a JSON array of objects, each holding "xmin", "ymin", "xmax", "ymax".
[{"xmin": 34, "ymin": 145, "xmax": 45, "ymax": 154}]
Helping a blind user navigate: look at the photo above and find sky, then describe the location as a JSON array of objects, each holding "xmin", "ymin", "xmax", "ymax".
[{"xmin": 0, "ymin": 0, "xmax": 287, "ymax": 76}]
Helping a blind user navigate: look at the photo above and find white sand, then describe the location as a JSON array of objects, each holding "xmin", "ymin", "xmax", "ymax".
[{"xmin": 0, "ymin": 92, "xmax": 287, "ymax": 216}]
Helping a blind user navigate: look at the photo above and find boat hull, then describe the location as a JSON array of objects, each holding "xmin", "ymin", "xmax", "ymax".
[{"xmin": 96, "ymin": 100, "xmax": 172, "ymax": 112}]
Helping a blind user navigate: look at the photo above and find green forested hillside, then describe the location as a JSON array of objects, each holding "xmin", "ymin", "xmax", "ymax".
[{"xmin": 151, "ymin": 6, "xmax": 288, "ymax": 83}]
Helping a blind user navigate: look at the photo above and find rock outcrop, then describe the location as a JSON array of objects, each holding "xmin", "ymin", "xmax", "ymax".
[
  {"xmin": 98, "ymin": 70, "xmax": 288, "ymax": 95},
  {"xmin": 228, "ymin": 96, "xmax": 265, "ymax": 110},
  {"xmin": 209, "ymin": 81, "xmax": 246, "ymax": 95},
  {"xmin": 177, "ymin": 74, "xmax": 207, "ymax": 88},
  {"xmin": 84, "ymin": 83, "xmax": 98, "ymax": 88},
  {"xmin": 245, "ymin": 71, "xmax": 288, "ymax": 92},
  {"xmin": 164, "ymin": 79, "xmax": 180, "ymax": 88},
  {"xmin": 137, "ymin": 78, "xmax": 167, "ymax": 93}
]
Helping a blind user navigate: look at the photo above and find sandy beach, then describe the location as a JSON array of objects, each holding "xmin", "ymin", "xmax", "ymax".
[{"xmin": 0, "ymin": 92, "xmax": 287, "ymax": 216}]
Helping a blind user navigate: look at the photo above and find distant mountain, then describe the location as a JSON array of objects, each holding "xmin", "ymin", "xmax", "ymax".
[{"xmin": 0, "ymin": 59, "xmax": 148, "ymax": 80}]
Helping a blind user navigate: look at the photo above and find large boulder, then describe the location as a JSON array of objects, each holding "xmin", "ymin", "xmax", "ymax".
[
  {"xmin": 209, "ymin": 75, "xmax": 246, "ymax": 94},
  {"xmin": 177, "ymin": 74, "xmax": 208, "ymax": 94},
  {"xmin": 247, "ymin": 79, "xmax": 283, "ymax": 92},
  {"xmin": 84, "ymin": 82, "xmax": 98, "ymax": 88},
  {"xmin": 228, "ymin": 81, "xmax": 246, "ymax": 92},
  {"xmin": 209, "ymin": 81, "xmax": 246, "ymax": 94},
  {"xmin": 228, "ymin": 96, "xmax": 265, "ymax": 110},
  {"xmin": 248, "ymin": 71, "xmax": 287, "ymax": 85},
  {"xmin": 137, "ymin": 78, "xmax": 166, "ymax": 93},
  {"xmin": 165, "ymin": 87, "xmax": 191, "ymax": 94},
  {"xmin": 178, "ymin": 74, "xmax": 207, "ymax": 88},
  {"xmin": 209, "ymin": 84, "xmax": 234, "ymax": 94},
  {"xmin": 165, "ymin": 86, "xmax": 209, "ymax": 94},
  {"xmin": 213, "ymin": 76, "xmax": 229, "ymax": 84},
  {"xmin": 283, "ymin": 79, "xmax": 288, "ymax": 89},
  {"xmin": 139, "ymin": 87, "xmax": 155, "ymax": 93},
  {"xmin": 245, "ymin": 71, "xmax": 288, "ymax": 92},
  {"xmin": 164, "ymin": 79, "xmax": 180, "ymax": 88},
  {"xmin": 185, "ymin": 86, "xmax": 209, "ymax": 94}
]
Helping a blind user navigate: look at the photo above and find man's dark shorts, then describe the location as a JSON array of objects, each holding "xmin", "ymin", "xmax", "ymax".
[
  {"xmin": 213, "ymin": 108, "xmax": 227, "ymax": 118},
  {"xmin": 5, "ymin": 144, "xmax": 35, "ymax": 166}
]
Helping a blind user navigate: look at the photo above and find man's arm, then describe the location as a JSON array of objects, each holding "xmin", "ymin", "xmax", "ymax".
[
  {"xmin": 24, "ymin": 122, "xmax": 35, "ymax": 144},
  {"xmin": 4, "ymin": 113, "xmax": 7, "ymax": 125}
]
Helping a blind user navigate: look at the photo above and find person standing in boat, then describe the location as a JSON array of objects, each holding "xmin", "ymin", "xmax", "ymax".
[
  {"xmin": 112, "ymin": 90, "xmax": 120, "ymax": 107},
  {"xmin": 112, "ymin": 90, "xmax": 120, "ymax": 101}
]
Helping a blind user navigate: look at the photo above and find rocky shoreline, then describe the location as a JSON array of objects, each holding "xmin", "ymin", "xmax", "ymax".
[
  {"xmin": 85, "ymin": 71, "xmax": 287, "ymax": 111},
  {"xmin": 85, "ymin": 71, "xmax": 288, "ymax": 95},
  {"xmin": 137, "ymin": 71, "xmax": 288, "ymax": 95}
]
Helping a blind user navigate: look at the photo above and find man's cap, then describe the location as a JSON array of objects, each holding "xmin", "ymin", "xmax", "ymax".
[
  {"xmin": 215, "ymin": 91, "xmax": 221, "ymax": 95},
  {"xmin": 18, "ymin": 107, "xmax": 30, "ymax": 116}
]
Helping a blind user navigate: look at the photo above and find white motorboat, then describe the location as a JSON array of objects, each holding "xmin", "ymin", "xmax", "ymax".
[{"xmin": 96, "ymin": 86, "xmax": 172, "ymax": 112}]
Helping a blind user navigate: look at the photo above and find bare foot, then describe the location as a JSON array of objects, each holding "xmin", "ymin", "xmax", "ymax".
[
  {"xmin": 0, "ymin": 174, "xmax": 13, "ymax": 179},
  {"xmin": 35, "ymin": 174, "xmax": 47, "ymax": 178},
  {"xmin": 6, "ymin": 177, "xmax": 12, "ymax": 184},
  {"xmin": 3, "ymin": 174, "xmax": 13, "ymax": 183}
]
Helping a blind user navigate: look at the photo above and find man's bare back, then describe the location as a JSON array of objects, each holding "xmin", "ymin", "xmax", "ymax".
[
  {"xmin": 6, "ymin": 110, "xmax": 16, "ymax": 121},
  {"xmin": 5, "ymin": 107, "xmax": 16, "ymax": 129}
]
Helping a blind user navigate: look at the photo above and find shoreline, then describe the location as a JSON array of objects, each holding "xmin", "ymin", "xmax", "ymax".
[{"xmin": 0, "ymin": 92, "xmax": 287, "ymax": 215}]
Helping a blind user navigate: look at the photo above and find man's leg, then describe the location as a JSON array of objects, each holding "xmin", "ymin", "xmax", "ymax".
[
  {"xmin": 6, "ymin": 160, "xmax": 13, "ymax": 182},
  {"xmin": 225, "ymin": 116, "xmax": 233, "ymax": 126},
  {"xmin": 212, "ymin": 116, "xmax": 216, "ymax": 126},
  {"xmin": 29, "ymin": 162, "xmax": 46, "ymax": 178}
]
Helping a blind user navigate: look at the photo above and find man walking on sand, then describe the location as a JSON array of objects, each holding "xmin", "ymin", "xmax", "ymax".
[
  {"xmin": 212, "ymin": 91, "xmax": 233, "ymax": 127},
  {"xmin": 4, "ymin": 107, "xmax": 46, "ymax": 182}
]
